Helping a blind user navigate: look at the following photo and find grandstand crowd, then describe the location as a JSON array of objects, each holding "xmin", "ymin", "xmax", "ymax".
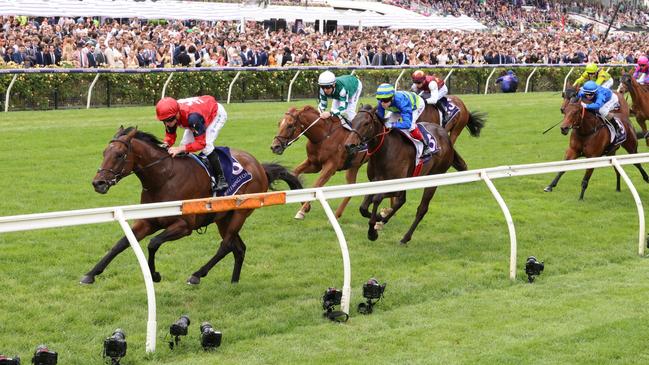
[{"xmin": 1, "ymin": 0, "xmax": 648, "ymax": 69}]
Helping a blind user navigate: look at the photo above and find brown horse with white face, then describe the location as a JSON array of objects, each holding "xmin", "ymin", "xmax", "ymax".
[
  {"xmin": 344, "ymin": 105, "xmax": 468, "ymax": 244},
  {"xmin": 271, "ymin": 105, "xmax": 369, "ymax": 219},
  {"xmin": 545, "ymin": 98, "xmax": 649, "ymax": 199},
  {"xmin": 418, "ymin": 95, "xmax": 486, "ymax": 145},
  {"xmin": 85, "ymin": 127, "xmax": 302, "ymax": 285},
  {"xmin": 620, "ymin": 73, "xmax": 649, "ymax": 146}
]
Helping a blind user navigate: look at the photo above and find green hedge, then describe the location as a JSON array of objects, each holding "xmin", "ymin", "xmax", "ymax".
[{"xmin": 0, "ymin": 66, "xmax": 634, "ymax": 111}]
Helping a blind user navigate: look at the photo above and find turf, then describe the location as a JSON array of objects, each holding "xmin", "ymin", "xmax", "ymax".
[{"xmin": 1, "ymin": 92, "xmax": 649, "ymax": 365}]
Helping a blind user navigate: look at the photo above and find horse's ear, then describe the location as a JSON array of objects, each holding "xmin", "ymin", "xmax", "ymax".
[
  {"xmin": 126, "ymin": 127, "xmax": 138, "ymax": 139},
  {"xmin": 114, "ymin": 126, "xmax": 124, "ymax": 138}
]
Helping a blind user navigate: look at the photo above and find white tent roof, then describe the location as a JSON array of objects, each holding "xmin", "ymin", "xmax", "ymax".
[{"xmin": 0, "ymin": 0, "xmax": 487, "ymax": 30}]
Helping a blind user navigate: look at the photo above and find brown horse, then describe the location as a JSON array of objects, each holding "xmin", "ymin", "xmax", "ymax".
[
  {"xmin": 84, "ymin": 127, "xmax": 302, "ymax": 285},
  {"xmin": 545, "ymin": 99, "xmax": 649, "ymax": 199},
  {"xmin": 344, "ymin": 105, "xmax": 468, "ymax": 244},
  {"xmin": 620, "ymin": 73, "xmax": 649, "ymax": 146},
  {"xmin": 270, "ymin": 105, "xmax": 369, "ymax": 219},
  {"xmin": 418, "ymin": 96, "xmax": 486, "ymax": 144}
]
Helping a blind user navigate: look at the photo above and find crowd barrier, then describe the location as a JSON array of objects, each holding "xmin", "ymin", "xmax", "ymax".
[
  {"xmin": 1, "ymin": 152, "xmax": 649, "ymax": 353},
  {"xmin": 0, "ymin": 63, "xmax": 633, "ymax": 112}
]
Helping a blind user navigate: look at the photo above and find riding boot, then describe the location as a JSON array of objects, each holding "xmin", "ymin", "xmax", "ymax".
[
  {"xmin": 435, "ymin": 100, "xmax": 448, "ymax": 126},
  {"xmin": 207, "ymin": 150, "xmax": 229, "ymax": 191},
  {"xmin": 410, "ymin": 127, "xmax": 432, "ymax": 157},
  {"xmin": 606, "ymin": 113, "xmax": 621, "ymax": 136}
]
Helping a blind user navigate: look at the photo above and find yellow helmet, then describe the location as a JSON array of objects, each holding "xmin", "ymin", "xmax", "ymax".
[{"xmin": 585, "ymin": 63, "xmax": 598, "ymax": 74}]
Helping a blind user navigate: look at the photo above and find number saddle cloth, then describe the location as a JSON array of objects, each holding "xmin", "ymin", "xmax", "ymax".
[
  {"xmin": 395, "ymin": 124, "xmax": 439, "ymax": 177},
  {"xmin": 189, "ymin": 147, "xmax": 252, "ymax": 197}
]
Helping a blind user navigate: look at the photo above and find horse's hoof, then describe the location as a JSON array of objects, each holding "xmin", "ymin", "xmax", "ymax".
[
  {"xmin": 374, "ymin": 221, "xmax": 384, "ymax": 231},
  {"xmin": 187, "ymin": 276, "xmax": 201, "ymax": 285},
  {"xmin": 379, "ymin": 208, "xmax": 393, "ymax": 218},
  {"xmin": 152, "ymin": 272, "xmax": 161, "ymax": 283},
  {"xmin": 543, "ymin": 186, "xmax": 553, "ymax": 192},
  {"xmin": 79, "ymin": 275, "xmax": 95, "ymax": 285},
  {"xmin": 368, "ymin": 230, "xmax": 378, "ymax": 241},
  {"xmin": 294, "ymin": 210, "xmax": 305, "ymax": 220}
]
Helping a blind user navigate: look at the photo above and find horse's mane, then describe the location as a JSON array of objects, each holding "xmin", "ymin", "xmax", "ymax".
[
  {"xmin": 299, "ymin": 105, "xmax": 318, "ymax": 114},
  {"xmin": 117, "ymin": 127, "xmax": 166, "ymax": 151}
]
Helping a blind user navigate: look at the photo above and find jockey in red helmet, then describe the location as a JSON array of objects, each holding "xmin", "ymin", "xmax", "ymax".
[
  {"xmin": 411, "ymin": 70, "xmax": 449, "ymax": 125},
  {"xmin": 155, "ymin": 95, "xmax": 229, "ymax": 191}
]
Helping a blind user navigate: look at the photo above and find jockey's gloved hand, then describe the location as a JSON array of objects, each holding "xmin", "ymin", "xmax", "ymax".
[
  {"xmin": 159, "ymin": 143, "xmax": 169, "ymax": 149},
  {"xmin": 385, "ymin": 122, "xmax": 393, "ymax": 128},
  {"xmin": 580, "ymin": 102, "xmax": 587, "ymax": 108}
]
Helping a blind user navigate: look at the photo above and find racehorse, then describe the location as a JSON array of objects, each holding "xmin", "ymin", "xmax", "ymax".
[
  {"xmin": 418, "ymin": 96, "xmax": 486, "ymax": 145},
  {"xmin": 620, "ymin": 73, "xmax": 649, "ymax": 146},
  {"xmin": 545, "ymin": 98, "xmax": 649, "ymax": 199},
  {"xmin": 271, "ymin": 105, "xmax": 369, "ymax": 219},
  {"xmin": 344, "ymin": 105, "xmax": 468, "ymax": 244},
  {"xmin": 84, "ymin": 126, "xmax": 302, "ymax": 285}
]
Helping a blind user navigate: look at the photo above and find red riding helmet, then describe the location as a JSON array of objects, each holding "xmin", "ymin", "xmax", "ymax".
[
  {"xmin": 412, "ymin": 70, "xmax": 426, "ymax": 83},
  {"xmin": 156, "ymin": 97, "xmax": 179, "ymax": 121}
]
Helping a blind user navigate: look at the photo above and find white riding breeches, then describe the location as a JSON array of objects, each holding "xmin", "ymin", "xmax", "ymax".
[
  {"xmin": 600, "ymin": 78, "xmax": 614, "ymax": 89},
  {"xmin": 599, "ymin": 92, "xmax": 619, "ymax": 117},
  {"xmin": 181, "ymin": 102, "xmax": 227, "ymax": 155},
  {"xmin": 332, "ymin": 82, "xmax": 363, "ymax": 122}
]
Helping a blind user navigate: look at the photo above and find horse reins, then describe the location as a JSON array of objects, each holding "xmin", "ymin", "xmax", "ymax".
[
  {"xmin": 354, "ymin": 109, "xmax": 390, "ymax": 156},
  {"xmin": 273, "ymin": 114, "xmax": 322, "ymax": 149},
  {"xmin": 97, "ymin": 138, "xmax": 170, "ymax": 186}
]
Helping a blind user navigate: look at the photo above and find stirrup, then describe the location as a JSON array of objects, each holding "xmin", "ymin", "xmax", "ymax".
[{"xmin": 215, "ymin": 177, "xmax": 228, "ymax": 191}]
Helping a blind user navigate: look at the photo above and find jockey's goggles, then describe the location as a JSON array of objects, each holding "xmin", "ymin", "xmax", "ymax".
[
  {"xmin": 377, "ymin": 97, "xmax": 393, "ymax": 103},
  {"xmin": 583, "ymin": 91, "xmax": 595, "ymax": 97},
  {"xmin": 162, "ymin": 116, "xmax": 176, "ymax": 123},
  {"xmin": 320, "ymin": 84, "xmax": 334, "ymax": 90}
]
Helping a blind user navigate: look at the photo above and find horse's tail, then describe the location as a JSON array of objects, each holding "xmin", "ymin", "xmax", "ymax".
[
  {"xmin": 452, "ymin": 148, "xmax": 468, "ymax": 171},
  {"xmin": 466, "ymin": 111, "xmax": 487, "ymax": 137},
  {"xmin": 262, "ymin": 163, "xmax": 303, "ymax": 190}
]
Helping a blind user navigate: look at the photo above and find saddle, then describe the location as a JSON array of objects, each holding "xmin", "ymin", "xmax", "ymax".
[
  {"xmin": 395, "ymin": 124, "xmax": 439, "ymax": 176},
  {"xmin": 189, "ymin": 147, "xmax": 252, "ymax": 197},
  {"xmin": 434, "ymin": 98, "xmax": 460, "ymax": 127}
]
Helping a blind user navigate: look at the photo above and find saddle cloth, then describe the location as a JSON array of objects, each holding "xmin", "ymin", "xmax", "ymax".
[
  {"xmin": 396, "ymin": 124, "xmax": 439, "ymax": 176},
  {"xmin": 189, "ymin": 147, "xmax": 252, "ymax": 197},
  {"xmin": 603, "ymin": 116, "xmax": 626, "ymax": 146},
  {"xmin": 439, "ymin": 99, "xmax": 460, "ymax": 128}
]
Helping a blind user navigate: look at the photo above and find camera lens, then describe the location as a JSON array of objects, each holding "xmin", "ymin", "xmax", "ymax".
[
  {"xmin": 170, "ymin": 315, "xmax": 190, "ymax": 336},
  {"xmin": 200, "ymin": 322, "xmax": 222, "ymax": 350}
]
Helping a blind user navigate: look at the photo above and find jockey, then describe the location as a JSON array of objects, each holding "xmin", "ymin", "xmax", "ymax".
[
  {"xmin": 410, "ymin": 70, "xmax": 449, "ymax": 125},
  {"xmin": 577, "ymin": 80, "xmax": 621, "ymax": 135},
  {"xmin": 375, "ymin": 83, "xmax": 432, "ymax": 157},
  {"xmin": 573, "ymin": 62, "xmax": 613, "ymax": 89},
  {"xmin": 633, "ymin": 56, "xmax": 649, "ymax": 85},
  {"xmin": 156, "ymin": 95, "xmax": 228, "ymax": 191},
  {"xmin": 317, "ymin": 70, "xmax": 363, "ymax": 126}
]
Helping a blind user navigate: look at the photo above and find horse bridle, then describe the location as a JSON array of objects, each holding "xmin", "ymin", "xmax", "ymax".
[
  {"xmin": 96, "ymin": 137, "xmax": 169, "ymax": 186},
  {"xmin": 350, "ymin": 109, "xmax": 387, "ymax": 145}
]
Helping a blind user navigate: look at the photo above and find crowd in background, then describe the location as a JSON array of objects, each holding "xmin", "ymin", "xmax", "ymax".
[{"xmin": 1, "ymin": 0, "xmax": 648, "ymax": 69}]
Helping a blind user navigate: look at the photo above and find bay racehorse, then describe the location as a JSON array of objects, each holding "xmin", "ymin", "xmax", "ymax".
[
  {"xmin": 620, "ymin": 73, "xmax": 649, "ymax": 146},
  {"xmin": 271, "ymin": 105, "xmax": 369, "ymax": 219},
  {"xmin": 418, "ymin": 95, "xmax": 486, "ymax": 145},
  {"xmin": 84, "ymin": 127, "xmax": 302, "ymax": 285},
  {"xmin": 545, "ymin": 98, "xmax": 649, "ymax": 199},
  {"xmin": 345, "ymin": 105, "xmax": 468, "ymax": 244}
]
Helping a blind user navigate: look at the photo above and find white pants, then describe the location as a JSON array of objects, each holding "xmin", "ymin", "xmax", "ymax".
[
  {"xmin": 332, "ymin": 81, "xmax": 362, "ymax": 122},
  {"xmin": 412, "ymin": 83, "xmax": 448, "ymax": 104},
  {"xmin": 600, "ymin": 78, "xmax": 614, "ymax": 90},
  {"xmin": 599, "ymin": 92, "xmax": 619, "ymax": 117},
  {"xmin": 386, "ymin": 95, "xmax": 426, "ymax": 132},
  {"xmin": 638, "ymin": 73, "xmax": 648, "ymax": 85},
  {"xmin": 181, "ymin": 102, "xmax": 227, "ymax": 155}
]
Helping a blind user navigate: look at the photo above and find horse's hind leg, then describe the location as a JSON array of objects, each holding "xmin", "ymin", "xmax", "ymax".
[
  {"xmin": 544, "ymin": 171, "xmax": 566, "ymax": 192},
  {"xmin": 147, "ymin": 220, "xmax": 192, "ymax": 282},
  {"xmin": 293, "ymin": 160, "xmax": 322, "ymax": 220},
  {"xmin": 579, "ymin": 168, "xmax": 596, "ymax": 200},
  {"xmin": 613, "ymin": 166, "xmax": 621, "ymax": 192},
  {"xmin": 401, "ymin": 187, "xmax": 437, "ymax": 245},
  {"xmin": 81, "ymin": 220, "xmax": 154, "ymax": 284},
  {"xmin": 633, "ymin": 163, "xmax": 649, "ymax": 182}
]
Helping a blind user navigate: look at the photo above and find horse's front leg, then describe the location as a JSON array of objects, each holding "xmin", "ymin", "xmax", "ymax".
[
  {"xmin": 376, "ymin": 192, "xmax": 407, "ymax": 231},
  {"xmin": 293, "ymin": 159, "xmax": 321, "ymax": 220},
  {"xmin": 579, "ymin": 168, "xmax": 596, "ymax": 200},
  {"xmin": 81, "ymin": 220, "xmax": 155, "ymax": 284},
  {"xmin": 545, "ymin": 149, "xmax": 577, "ymax": 192},
  {"xmin": 147, "ymin": 219, "xmax": 193, "ymax": 282},
  {"xmin": 401, "ymin": 187, "xmax": 438, "ymax": 244},
  {"xmin": 335, "ymin": 166, "xmax": 360, "ymax": 218},
  {"xmin": 359, "ymin": 193, "xmax": 373, "ymax": 218},
  {"xmin": 367, "ymin": 193, "xmax": 385, "ymax": 241}
]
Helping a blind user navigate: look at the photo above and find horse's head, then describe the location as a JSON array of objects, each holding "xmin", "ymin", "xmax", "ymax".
[
  {"xmin": 271, "ymin": 107, "xmax": 305, "ymax": 155},
  {"xmin": 344, "ymin": 104, "xmax": 382, "ymax": 154},
  {"xmin": 560, "ymin": 98, "xmax": 586, "ymax": 135},
  {"xmin": 620, "ymin": 72, "xmax": 633, "ymax": 91},
  {"xmin": 561, "ymin": 87, "xmax": 578, "ymax": 114},
  {"xmin": 92, "ymin": 126, "xmax": 139, "ymax": 194}
]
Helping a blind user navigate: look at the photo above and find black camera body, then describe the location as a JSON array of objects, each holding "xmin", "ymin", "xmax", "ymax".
[
  {"xmin": 525, "ymin": 256, "xmax": 545, "ymax": 283},
  {"xmin": 322, "ymin": 287, "xmax": 342, "ymax": 311},
  {"xmin": 170, "ymin": 315, "xmax": 191, "ymax": 337},
  {"xmin": 362, "ymin": 279, "xmax": 386, "ymax": 299},
  {"xmin": 0, "ymin": 355, "xmax": 21, "ymax": 365},
  {"xmin": 103, "ymin": 329, "xmax": 127, "ymax": 360},
  {"xmin": 200, "ymin": 322, "xmax": 222, "ymax": 350},
  {"xmin": 31, "ymin": 345, "xmax": 57, "ymax": 365}
]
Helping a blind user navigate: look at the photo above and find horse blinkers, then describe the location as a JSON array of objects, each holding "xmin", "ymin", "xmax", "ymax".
[{"xmin": 93, "ymin": 138, "xmax": 133, "ymax": 193}]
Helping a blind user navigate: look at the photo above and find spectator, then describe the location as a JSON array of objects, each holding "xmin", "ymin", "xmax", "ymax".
[{"xmin": 496, "ymin": 70, "xmax": 519, "ymax": 93}]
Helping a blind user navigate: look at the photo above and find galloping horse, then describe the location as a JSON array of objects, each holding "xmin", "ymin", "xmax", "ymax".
[
  {"xmin": 84, "ymin": 127, "xmax": 302, "ymax": 285},
  {"xmin": 620, "ymin": 73, "xmax": 649, "ymax": 146},
  {"xmin": 545, "ymin": 98, "xmax": 649, "ymax": 199},
  {"xmin": 418, "ymin": 96, "xmax": 486, "ymax": 145},
  {"xmin": 271, "ymin": 105, "xmax": 369, "ymax": 219},
  {"xmin": 345, "ymin": 105, "xmax": 468, "ymax": 244}
]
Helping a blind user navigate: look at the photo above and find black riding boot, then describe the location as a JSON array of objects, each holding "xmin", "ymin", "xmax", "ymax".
[
  {"xmin": 207, "ymin": 150, "xmax": 228, "ymax": 191},
  {"xmin": 435, "ymin": 100, "xmax": 448, "ymax": 126},
  {"xmin": 606, "ymin": 113, "xmax": 621, "ymax": 136}
]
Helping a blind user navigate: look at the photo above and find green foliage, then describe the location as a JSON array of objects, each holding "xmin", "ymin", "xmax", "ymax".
[{"xmin": 1, "ymin": 93, "xmax": 649, "ymax": 364}]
